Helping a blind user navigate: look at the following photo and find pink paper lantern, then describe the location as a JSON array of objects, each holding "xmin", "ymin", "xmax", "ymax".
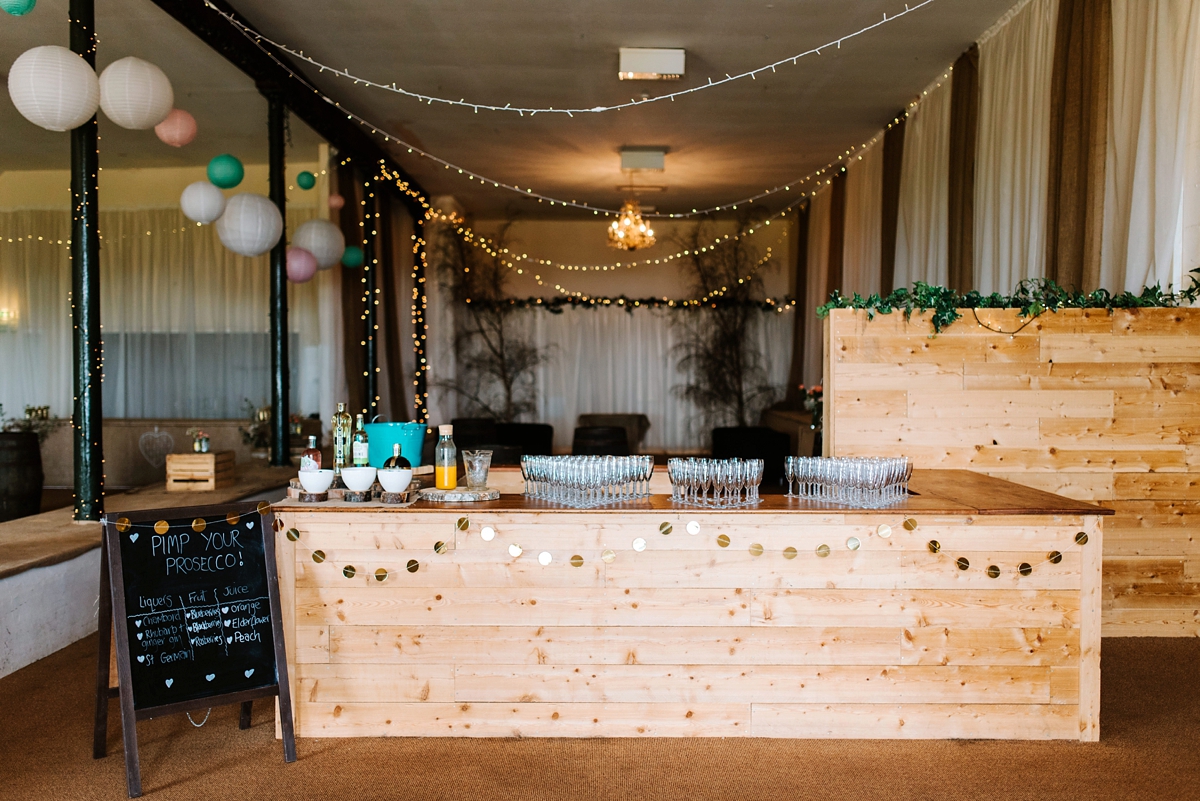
[
  {"xmin": 327, "ymin": 193, "xmax": 345, "ymax": 211},
  {"xmin": 286, "ymin": 246, "xmax": 318, "ymax": 283},
  {"xmin": 155, "ymin": 108, "xmax": 197, "ymax": 147}
]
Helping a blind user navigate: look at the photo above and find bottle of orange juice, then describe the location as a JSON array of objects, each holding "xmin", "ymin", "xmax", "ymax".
[{"xmin": 435, "ymin": 425, "xmax": 457, "ymax": 489}]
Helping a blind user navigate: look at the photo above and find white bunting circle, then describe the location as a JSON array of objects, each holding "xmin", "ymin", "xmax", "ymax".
[
  {"xmin": 480, "ymin": 526, "xmax": 496, "ymax": 542},
  {"xmin": 537, "ymin": 551, "xmax": 552, "ymax": 566}
]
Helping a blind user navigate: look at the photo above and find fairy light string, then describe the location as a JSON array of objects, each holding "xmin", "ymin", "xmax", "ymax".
[
  {"xmin": 196, "ymin": 0, "xmax": 949, "ymax": 218},
  {"xmin": 203, "ymin": 0, "xmax": 937, "ymax": 117}
]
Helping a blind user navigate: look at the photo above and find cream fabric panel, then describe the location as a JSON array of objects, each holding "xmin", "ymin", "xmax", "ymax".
[
  {"xmin": 974, "ymin": 0, "xmax": 1058, "ymax": 295},
  {"xmin": 1102, "ymin": 0, "xmax": 1200, "ymax": 292},
  {"xmin": 802, "ymin": 186, "xmax": 832, "ymax": 388},
  {"xmin": 895, "ymin": 81, "xmax": 951, "ymax": 289},
  {"xmin": 841, "ymin": 140, "xmax": 884, "ymax": 297}
]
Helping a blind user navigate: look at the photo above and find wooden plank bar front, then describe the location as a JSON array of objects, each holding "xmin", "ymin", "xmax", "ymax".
[{"xmin": 273, "ymin": 470, "xmax": 1107, "ymax": 741}]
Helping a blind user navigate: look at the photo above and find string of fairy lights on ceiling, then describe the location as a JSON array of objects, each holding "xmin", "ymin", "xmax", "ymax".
[
  {"xmin": 202, "ymin": 0, "xmax": 943, "ymax": 218},
  {"xmin": 203, "ymin": 0, "xmax": 936, "ymax": 117}
]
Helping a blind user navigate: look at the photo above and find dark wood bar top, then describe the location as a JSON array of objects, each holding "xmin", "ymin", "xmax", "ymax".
[{"xmin": 274, "ymin": 469, "xmax": 1112, "ymax": 517}]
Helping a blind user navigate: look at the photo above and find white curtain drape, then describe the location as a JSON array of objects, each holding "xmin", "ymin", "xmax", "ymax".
[
  {"xmin": 974, "ymin": 0, "xmax": 1058, "ymax": 295},
  {"xmin": 0, "ymin": 208, "xmax": 331, "ymax": 420},
  {"xmin": 802, "ymin": 186, "xmax": 832, "ymax": 388},
  {"xmin": 841, "ymin": 140, "xmax": 883, "ymax": 297},
  {"xmin": 1102, "ymin": 0, "xmax": 1200, "ymax": 292},
  {"xmin": 894, "ymin": 79, "xmax": 951, "ymax": 289},
  {"xmin": 521, "ymin": 306, "xmax": 792, "ymax": 452}
]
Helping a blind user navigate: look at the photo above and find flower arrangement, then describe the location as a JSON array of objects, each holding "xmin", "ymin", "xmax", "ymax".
[
  {"xmin": 238, "ymin": 400, "xmax": 272, "ymax": 451},
  {"xmin": 0, "ymin": 404, "xmax": 67, "ymax": 443},
  {"xmin": 186, "ymin": 427, "xmax": 211, "ymax": 453}
]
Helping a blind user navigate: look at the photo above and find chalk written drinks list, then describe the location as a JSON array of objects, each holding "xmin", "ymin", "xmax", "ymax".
[{"xmin": 118, "ymin": 512, "xmax": 278, "ymax": 710}]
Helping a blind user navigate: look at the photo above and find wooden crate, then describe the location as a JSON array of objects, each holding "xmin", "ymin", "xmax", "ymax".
[
  {"xmin": 165, "ymin": 451, "xmax": 235, "ymax": 492},
  {"xmin": 823, "ymin": 307, "xmax": 1200, "ymax": 636}
]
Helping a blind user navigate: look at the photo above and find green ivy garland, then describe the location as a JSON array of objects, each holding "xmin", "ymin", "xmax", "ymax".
[{"xmin": 816, "ymin": 278, "xmax": 1200, "ymax": 333}]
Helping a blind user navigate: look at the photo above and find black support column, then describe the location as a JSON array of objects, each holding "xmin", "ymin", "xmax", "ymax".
[
  {"xmin": 266, "ymin": 90, "xmax": 290, "ymax": 466},
  {"xmin": 363, "ymin": 178, "xmax": 378, "ymax": 416},
  {"xmin": 70, "ymin": 0, "xmax": 103, "ymax": 521}
]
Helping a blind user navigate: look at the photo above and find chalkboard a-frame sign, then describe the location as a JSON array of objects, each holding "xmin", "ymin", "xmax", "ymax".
[{"xmin": 95, "ymin": 501, "xmax": 296, "ymax": 797}]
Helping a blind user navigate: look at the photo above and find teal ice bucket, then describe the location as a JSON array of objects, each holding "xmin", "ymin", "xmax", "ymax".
[{"xmin": 364, "ymin": 421, "xmax": 427, "ymax": 467}]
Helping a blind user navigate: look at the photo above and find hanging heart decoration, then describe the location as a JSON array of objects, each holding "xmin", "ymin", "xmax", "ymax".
[{"xmin": 138, "ymin": 427, "xmax": 174, "ymax": 467}]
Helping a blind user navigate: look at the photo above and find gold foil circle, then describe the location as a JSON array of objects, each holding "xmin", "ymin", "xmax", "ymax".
[
  {"xmin": 927, "ymin": 540, "xmax": 941, "ymax": 554},
  {"xmin": 226, "ymin": 512, "xmax": 240, "ymax": 527},
  {"xmin": 783, "ymin": 546, "xmax": 798, "ymax": 560},
  {"xmin": 406, "ymin": 559, "xmax": 419, "ymax": 573},
  {"xmin": 601, "ymin": 549, "xmax": 616, "ymax": 564},
  {"xmin": 716, "ymin": 534, "xmax": 731, "ymax": 548},
  {"xmin": 456, "ymin": 517, "xmax": 470, "ymax": 531},
  {"xmin": 987, "ymin": 565, "xmax": 1000, "ymax": 579},
  {"xmin": 1047, "ymin": 550, "xmax": 1063, "ymax": 564},
  {"xmin": 1018, "ymin": 562, "xmax": 1033, "ymax": 577},
  {"xmin": 191, "ymin": 518, "xmax": 206, "ymax": 533},
  {"xmin": 903, "ymin": 518, "xmax": 919, "ymax": 531},
  {"xmin": 955, "ymin": 556, "xmax": 970, "ymax": 571},
  {"xmin": 816, "ymin": 544, "xmax": 831, "ymax": 558},
  {"xmin": 312, "ymin": 550, "xmax": 326, "ymax": 563},
  {"xmin": 1075, "ymin": 531, "xmax": 1089, "ymax": 546},
  {"xmin": 749, "ymin": 543, "xmax": 764, "ymax": 557},
  {"xmin": 286, "ymin": 528, "xmax": 300, "ymax": 542},
  {"xmin": 154, "ymin": 520, "xmax": 169, "ymax": 535},
  {"xmin": 342, "ymin": 565, "xmax": 356, "ymax": 579},
  {"xmin": 256, "ymin": 501, "xmax": 271, "ymax": 515},
  {"xmin": 434, "ymin": 541, "xmax": 448, "ymax": 554},
  {"xmin": 570, "ymin": 554, "xmax": 584, "ymax": 568},
  {"xmin": 375, "ymin": 568, "xmax": 389, "ymax": 582},
  {"xmin": 115, "ymin": 517, "xmax": 131, "ymax": 533},
  {"xmin": 659, "ymin": 521, "xmax": 673, "ymax": 535}
]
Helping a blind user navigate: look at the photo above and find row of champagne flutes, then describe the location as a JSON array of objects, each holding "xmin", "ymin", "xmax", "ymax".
[
  {"xmin": 520, "ymin": 455, "xmax": 655, "ymax": 508},
  {"xmin": 667, "ymin": 458, "xmax": 765, "ymax": 508},
  {"xmin": 785, "ymin": 456, "xmax": 912, "ymax": 507}
]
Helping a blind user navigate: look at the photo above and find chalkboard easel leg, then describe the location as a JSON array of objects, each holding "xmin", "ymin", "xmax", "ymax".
[
  {"xmin": 239, "ymin": 701, "xmax": 253, "ymax": 730},
  {"xmin": 93, "ymin": 529, "xmax": 112, "ymax": 760}
]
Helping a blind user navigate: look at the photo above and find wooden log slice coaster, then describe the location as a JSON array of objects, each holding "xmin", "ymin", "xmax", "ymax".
[
  {"xmin": 380, "ymin": 491, "xmax": 418, "ymax": 506},
  {"xmin": 418, "ymin": 487, "xmax": 500, "ymax": 503},
  {"xmin": 342, "ymin": 490, "xmax": 372, "ymax": 503},
  {"xmin": 297, "ymin": 491, "xmax": 328, "ymax": 503}
]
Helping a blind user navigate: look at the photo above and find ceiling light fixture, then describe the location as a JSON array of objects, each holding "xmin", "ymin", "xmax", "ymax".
[
  {"xmin": 618, "ymin": 48, "xmax": 685, "ymax": 81},
  {"xmin": 608, "ymin": 200, "xmax": 656, "ymax": 251}
]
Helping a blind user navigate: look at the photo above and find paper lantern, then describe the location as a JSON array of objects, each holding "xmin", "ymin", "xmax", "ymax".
[
  {"xmin": 286, "ymin": 247, "xmax": 318, "ymax": 283},
  {"xmin": 341, "ymin": 245, "xmax": 364, "ymax": 268},
  {"xmin": 155, "ymin": 108, "xmax": 196, "ymax": 147},
  {"xmin": 328, "ymin": 193, "xmax": 345, "ymax": 211},
  {"xmin": 208, "ymin": 154, "xmax": 244, "ymax": 189},
  {"xmin": 297, "ymin": 171, "xmax": 315, "ymax": 190},
  {"xmin": 180, "ymin": 181, "xmax": 226, "ymax": 224},
  {"xmin": 7, "ymin": 45, "xmax": 100, "ymax": 132},
  {"xmin": 216, "ymin": 193, "xmax": 283, "ymax": 258},
  {"xmin": 292, "ymin": 219, "xmax": 345, "ymax": 269},
  {"xmin": 98, "ymin": 57, "xmax": 173, "ymax": 130},
  {"xmin": 1, "ymin": 0, "xmax": 37, "ymax": 16}
]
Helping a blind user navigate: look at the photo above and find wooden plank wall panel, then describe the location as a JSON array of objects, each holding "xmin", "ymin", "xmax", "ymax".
[
  {"xmin": 825, "ymin": 307, "xmax": 1200, "ymax": 636},
  {"xmin": 276, "ymin": 507, "xmax": 1102, "ymax": 740}
]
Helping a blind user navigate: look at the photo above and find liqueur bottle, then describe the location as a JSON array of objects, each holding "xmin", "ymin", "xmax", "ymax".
[
  {"xmin": 331, "ymin": 402, "xmax": 352, "ymax": 475},
  {"xmin": 300, "ymin": 435, "xmax": 321, "ymax": 472},
  {"xmin": 352, "ymin": 414, "xmax": 370, "ymax": 467},
  {"xmin": 382, "ymin": 443, "xmax": 411, "ymax": 470},
  {"xmin": 435, "ymin": 425, "xmax": 457, "ymax": 489}
]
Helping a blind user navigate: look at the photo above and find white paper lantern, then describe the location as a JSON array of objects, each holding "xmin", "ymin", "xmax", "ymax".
[
  {"xmin": 7, "ymin": 45, "xmax": 100, "ymax": 132},
  {"xmin": 98, "ymin": 56, "xmax": 173, "ymax": 130},
  {"xmin": 216, "ymin": 193, "xmax": 283, "ymax": 257},
  {"xmin": 180, "ymin": 181, "xmax": 226, "ymax": 225},
  {"xmin": 291, "ymin": 219, "xmax": 345, "ymax": 269}
]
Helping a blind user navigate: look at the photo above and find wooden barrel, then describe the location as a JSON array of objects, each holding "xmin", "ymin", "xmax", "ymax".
[
  {"xmin": 0, "ymin": 432, "xmax": 44, "ymax": 522},
  {"xmin": 572, "ymin": 426, "xmax": 630, "ymax": 456}
]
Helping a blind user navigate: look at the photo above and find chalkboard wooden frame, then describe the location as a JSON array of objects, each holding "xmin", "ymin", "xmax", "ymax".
[{"xmin": 95, "ymin": 500, "xmax": 296, "ymax": 798}]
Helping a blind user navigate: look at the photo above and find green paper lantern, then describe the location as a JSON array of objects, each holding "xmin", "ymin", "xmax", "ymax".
[
  {"xmin": 341, "ymin": 245, "xmax": 364, "ymax": 268},
  {"xmin": 207, "ymin": 154, "xmax": 244, "ymax": 189},
  {"xmin": 296, "ymin": 170, "xmax": 316, "ymax": 190},
  {"xmin": 1, "ymin": 0, "xmax": 37, "ymax": 16}
]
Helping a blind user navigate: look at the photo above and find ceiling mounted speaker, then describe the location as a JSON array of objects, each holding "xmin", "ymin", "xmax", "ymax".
[{"xmin": 618, "ymin": 48, "xmax": 685, "ymax": 80}]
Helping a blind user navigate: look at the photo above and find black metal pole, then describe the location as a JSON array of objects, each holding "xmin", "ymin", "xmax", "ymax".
[
  {"xmin": 70, "ymin": 0, "xmax": 103, "ymax": 521},
  {"xmin": 363, "ymin": 178, "xmax": 378, "ymax": 417},
  {"xmin": 266, "ymin": 91, "xmax": 290, "ymax": 466}
]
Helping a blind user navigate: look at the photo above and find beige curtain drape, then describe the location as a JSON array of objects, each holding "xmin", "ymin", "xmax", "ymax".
[
  {"xmin": 896, "ymin": 79, "xmax": 952, "ymax": 289},
  {"xmin": 947, "ymin": 44, "xmax": 979, "ymax": 293},
  {"xmin": 841, "ymin": 140, "xmax": 884, "ymax": 297},
  {"xmin": 802, "ymin": 186, "xmax": 832, "ymax": 388},
  {"xmin": 974, "ymin": 0, "xmax": 1059, "ymax": 295},
  {"xmin": 1101, "ymin": 0, "xmax": 1200, "ymax": 292}
]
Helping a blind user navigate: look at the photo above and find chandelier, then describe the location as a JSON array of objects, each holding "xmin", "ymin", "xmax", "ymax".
[{"xmin": 607, "ymin": 199, "xmax": 656, "ymax": 250}]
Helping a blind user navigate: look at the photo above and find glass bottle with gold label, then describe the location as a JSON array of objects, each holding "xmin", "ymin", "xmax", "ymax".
[
  {"xmin": 331, "ymin": 402, "xmax": 352, "ymax": 475},
  {"xmin": 435, "ymin": 425, "xmax": 457, "ymax": 489},
  {"xmin": 352, "ymin": 414, "xmax": 370, "ymax": 466}
]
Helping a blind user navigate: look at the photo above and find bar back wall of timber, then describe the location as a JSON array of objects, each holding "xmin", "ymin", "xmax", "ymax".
[{"xmin": 823, "ymin": 307, "xmax": 1200, "ymax": 637}]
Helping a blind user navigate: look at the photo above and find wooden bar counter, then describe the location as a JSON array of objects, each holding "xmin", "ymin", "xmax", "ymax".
[{"xmin": 272, "ymin": 470, "xmax": 1109, "ymax": 741}]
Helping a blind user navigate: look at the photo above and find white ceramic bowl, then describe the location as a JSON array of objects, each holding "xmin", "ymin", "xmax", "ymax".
[
  {"xmin": 341, "ymin": 466, "xmax": 377, "ymax": 492},
  {"xmin": 377, "ymin": 468, "xmax": 413, "ymax": 494},
  {"xmin": 297, "ymin": 468, "xmax": 334, "ymax": 493}
]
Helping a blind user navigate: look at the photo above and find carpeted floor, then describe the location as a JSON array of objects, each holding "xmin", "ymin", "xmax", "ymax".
[{"xmin": 1, "ymin": 635, "xmax": 1197, "ymax": 800}]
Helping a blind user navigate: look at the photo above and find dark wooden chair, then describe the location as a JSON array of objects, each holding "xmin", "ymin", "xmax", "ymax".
[
  {"xmin": 496, "ymin": 423, "xmax": 555, "ymax": 456},
  {"xmin": 711, "ymin": 426, "xmax": 790, "ymax": 486},
  {"xmin": 572, "ymin": 426, "xmax": 630, "ymax": 456},
  {"xmin": 451, "ymin": 417, "xmax": 497, "ymax": 449}
]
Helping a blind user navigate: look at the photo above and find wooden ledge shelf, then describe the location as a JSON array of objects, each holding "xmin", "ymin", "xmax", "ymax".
[{"xmin": 272, "ymin": 469, "xmax": 1105, "ymax": 742}]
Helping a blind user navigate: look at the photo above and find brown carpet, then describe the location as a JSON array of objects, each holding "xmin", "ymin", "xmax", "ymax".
[{"xmin": 1, "ymin": 635, "xmax": 1197, "ymax": 800}]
